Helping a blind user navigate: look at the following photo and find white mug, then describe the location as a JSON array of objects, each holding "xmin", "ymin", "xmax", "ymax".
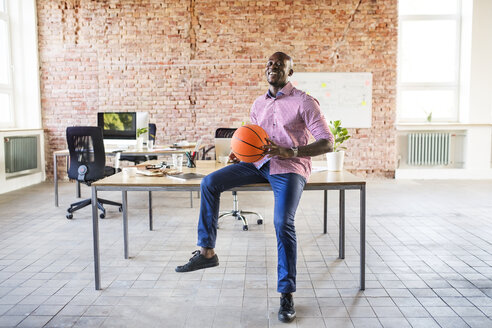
[{"xmin": 122, "ymin": 167, "xmax": 137, "ymax": 177}]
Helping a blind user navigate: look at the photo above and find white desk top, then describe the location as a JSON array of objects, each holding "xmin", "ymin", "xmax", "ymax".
[{"xmin": 93, "ymin": 161, "xmax": 365, "ymax": 188}]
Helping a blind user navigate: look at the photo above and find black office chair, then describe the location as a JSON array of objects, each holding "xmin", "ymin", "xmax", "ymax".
[
  {"xmin": 119, "ymin": 123, "xmax": 157, "ymax": 164},
  {"xmin": 212, "ymin": 128, "xmax": 264, "ymax": 231},
  {"xmin": 66, "ymin": 126, "xmax": 122, "ymax": 219}
]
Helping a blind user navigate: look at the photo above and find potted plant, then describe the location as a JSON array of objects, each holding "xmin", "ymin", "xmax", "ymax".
[
  {"xmin": 326, "ymin": 120, "xmax": 351, "ymax": 171},
  {"xmin": 136, "ymin": 127, "xmax": 148, "ymax": 150}
]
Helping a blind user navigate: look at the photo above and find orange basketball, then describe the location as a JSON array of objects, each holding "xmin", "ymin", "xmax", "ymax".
[{"xmin": 231, "ymin": 124, "xmax": 269, "ymax": 163}]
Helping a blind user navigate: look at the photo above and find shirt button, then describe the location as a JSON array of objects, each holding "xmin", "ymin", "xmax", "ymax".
[{"xmin": 273, "ymin": 123, "xmax": 276, "ymax": 126}]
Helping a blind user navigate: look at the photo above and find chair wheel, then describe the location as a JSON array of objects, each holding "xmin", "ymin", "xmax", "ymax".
[
  {"xmin": 257, "ymin": 219, "xmax": 263, "ymax": 225},
  {"xmin": 66, "ymin": 214, "xmax": 73, "ymax": 220},
  {"xmin": 119, "ymin": 206, "xmax": 123, "ymax": 212},
  {"xmin": 99, "ymin": 213, "xmax": 105, "ymax": 219},
  {"xmin": 243, "ymin": 225, "xmax": 248, "ymax": 231}
]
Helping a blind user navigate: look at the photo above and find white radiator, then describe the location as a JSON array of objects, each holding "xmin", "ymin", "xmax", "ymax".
[{"xmin": 407, "ymin": 133, "xmax": 450, "ymax": 166}]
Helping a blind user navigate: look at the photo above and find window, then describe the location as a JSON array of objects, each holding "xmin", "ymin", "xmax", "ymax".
[
  {"xmin": 0, "ymin": 0, "xmax": 13, "ymax": 127},
  {"xmin": 397, "ymin": 0, "xmax": 462, "ymax": 122}
]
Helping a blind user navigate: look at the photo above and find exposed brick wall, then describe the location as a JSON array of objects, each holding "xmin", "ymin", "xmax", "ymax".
[{"xmin": 38, "ymin": 0, "xmax": 397, "ymax": 180}]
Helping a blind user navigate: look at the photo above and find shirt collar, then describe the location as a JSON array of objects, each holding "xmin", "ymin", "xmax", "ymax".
[{"xmin": 265, "ymin": 82, "xmax": 294, "ymax": 99}]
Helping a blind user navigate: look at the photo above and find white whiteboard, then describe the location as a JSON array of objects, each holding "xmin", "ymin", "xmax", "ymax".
[{"xmin": 291, "ymin": 72, "xmax": 372, "ymax": 128}]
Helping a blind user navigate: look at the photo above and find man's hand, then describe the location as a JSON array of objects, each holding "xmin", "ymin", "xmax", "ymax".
[
  {"xmin": 262, "ymin": 138, "xmax": 293, "ymax": 158},
  {"xmin": 229, "ymin": 151, "xmax": 240, "ymax": 164}
]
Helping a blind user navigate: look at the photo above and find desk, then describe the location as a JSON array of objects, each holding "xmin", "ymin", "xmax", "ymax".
[
  {"xmin": 53, "ymin": 146, "xmax": 202, "ymax": 207},
  {"xmin": 90, "ymin": 161, "xmax": 366, "ymax": 291}
]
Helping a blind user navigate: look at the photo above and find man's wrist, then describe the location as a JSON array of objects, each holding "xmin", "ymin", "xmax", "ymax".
[{"xmin": 290, "ymin": 146, "xmax": 298, "ymax": 157}]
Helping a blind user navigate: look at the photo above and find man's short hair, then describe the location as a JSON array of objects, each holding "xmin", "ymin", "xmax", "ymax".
[{"xmin": 272, "ymin": 52, "xmax": 294, "ymax": 69}]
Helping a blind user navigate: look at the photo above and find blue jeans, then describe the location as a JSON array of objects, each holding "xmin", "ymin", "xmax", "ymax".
[{"xmin": 197, "ymin": 161, "xmax": 306, "ymax": 293}]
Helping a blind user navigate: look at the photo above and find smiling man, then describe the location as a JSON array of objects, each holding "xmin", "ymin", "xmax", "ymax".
[{"xmin": 176, "ymin": 52, "xmax": 334, "ymax": 323}]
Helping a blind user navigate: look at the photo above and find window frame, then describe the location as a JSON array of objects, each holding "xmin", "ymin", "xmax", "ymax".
[
  {"xmin": 0, "ymin": 3, "xmax": 14, "ymax": 128},
  {"xmin": 397, "ymin": 1, "xmax": 463, "ymax": 123}
]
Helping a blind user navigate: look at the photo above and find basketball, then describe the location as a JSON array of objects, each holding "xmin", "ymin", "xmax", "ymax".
[{"xmin": 231, "ymin": 124, "xmax": 269, "ymax": 163}]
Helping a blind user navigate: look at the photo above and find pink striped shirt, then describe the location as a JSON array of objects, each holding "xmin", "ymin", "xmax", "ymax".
[{"xmin": 250, "ymin": 82, "xmax": 334, "ymax": 181}]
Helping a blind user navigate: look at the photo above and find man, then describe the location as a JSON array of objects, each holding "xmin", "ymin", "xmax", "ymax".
[{"xmin": 176, "ymin": 52, "xmax": 334, "ymax": 323}]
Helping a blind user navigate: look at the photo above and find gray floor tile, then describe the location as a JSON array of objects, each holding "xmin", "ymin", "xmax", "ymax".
[
  {"xmin": 351, "ymin": 317, "xmax": 383, "ymax": 328},
  {"xmin": 406, "ymin": 317, "xmax": 440, "ymax": 328},
  {"xmin": 17, "ymin": 315, "xmax": 52, "ymax": 328},
  {"xmin": 462, "ymin": 316, "xmax": 492, "ymax": 328},
  {"xmin": 433, "ymin": 316, "xmax": 470, "ymax": 328},
  {"xmin": 378, "ymin": 317, "xmax": 411, "ymax": 328},
  {"xmin": 397, "ymin": 306, "xmax": 430, "ymax": 318},
  {"xmin": 0, "ymin": 315, "xmax": 25, "ymax": 327},
  {"xmin": 44, "ymin": 315, "xmax": 79, "ymax": 328}
]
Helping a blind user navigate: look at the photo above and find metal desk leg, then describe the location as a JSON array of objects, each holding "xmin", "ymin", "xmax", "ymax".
[
  {"xmin": 91, "ymin": 186, "xmax": 101, "ymax": 290},
  {"xmin": 360, "ymin": 185, "xmax": 366, "ymax": 290},
  {"xmin": 323, "ymin": 190, "xmax": 328, "ymax": 234},
  {"xmin": 122, "ymin": 191, "xmax": 129, "ymax": 259},
  {"xmin": 149, "ymin": 191, "xmax": 153, "ymax": 231},
  {"xmin": 339, "ymin": 190, "xmax": 345, "ymax": 259},
  {"xmin": 190, "ymin": 191, "xmax": 193, "ymax": 208},
  {"xmin": 54, "ymin": 153, "xmax": 58, "ymax": 207},
  {"xmin": 76, "ymin": 181, "xmax": 81, "ymax": 198}
]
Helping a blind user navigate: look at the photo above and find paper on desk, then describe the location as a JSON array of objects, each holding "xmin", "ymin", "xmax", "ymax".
[
  {"xmin": 136, "ymin": 170, "xmax": 165, "ymax": 177},
  {"xmin": 173, "ymin": 141, "xmax": 190, "ymax": 147},
  {"xmin": 153, "ymin": 147, "xmax": 177, "ymax": 151},
  {"xmin": 312, "ymin": 166, "xmax": 328, "ymax": 173}
]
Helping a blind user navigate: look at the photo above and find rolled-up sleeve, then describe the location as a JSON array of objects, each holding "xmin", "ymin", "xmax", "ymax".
[{"xmin": 301, "ymin": 96, "xmax": 334, "ymax": 144}]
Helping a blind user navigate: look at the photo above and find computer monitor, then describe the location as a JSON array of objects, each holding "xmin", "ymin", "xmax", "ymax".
[{"xmin": 97, "ymin": 112, "xmax": 136, "ymax": 140}]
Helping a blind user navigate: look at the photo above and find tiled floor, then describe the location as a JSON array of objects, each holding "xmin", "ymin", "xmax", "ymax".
[{"xmin": 0, "ymin": 179, "xmax": 491, "ymax": 328}]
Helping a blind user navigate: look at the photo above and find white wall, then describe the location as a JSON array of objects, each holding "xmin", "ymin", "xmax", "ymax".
[
  {"xmin": 9, "ymin": 0, "xmax": 42, "ymax": 129},
  {"xmin": 396, "ymin": 0, "xmax": 492, "ymax": 179},
  {"xmin": 464, "ymin": 0, "xmax": 492, "ymax": 171},
  {"xmin": 0, "ymin": 0, "xmax": 44, "ymax": 194}
]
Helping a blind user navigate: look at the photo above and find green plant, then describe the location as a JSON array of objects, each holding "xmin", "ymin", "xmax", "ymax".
[
  {"xmin": 329, "ymin": 120, "xmax": 351, "ymax": 152},
  {"xmin": 424, "ymin": 110, "xmax": 432, "ymax": 122},
  {"xmin": 137, "ymin": 127, "xmax": 148, "ymax": 138}
]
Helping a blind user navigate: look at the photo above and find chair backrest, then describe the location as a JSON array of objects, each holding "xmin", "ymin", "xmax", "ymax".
[
  {"xmin": 201, "ymin": 128, "xmax": 238, "ymax": 160},
  {"xmin": 215, "ymin": 128, "xmax": 236, "ymax": 138},
  {"xmin": 149, "ymin": 123, "xmax": 156, "ymax": 141},
  {"xmin": 66, "ymin": 126, "xmax": 106, "ymax": 182}
]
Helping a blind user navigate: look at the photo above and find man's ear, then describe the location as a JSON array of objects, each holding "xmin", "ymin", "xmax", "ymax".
[{"xmin": 288, "ymin": 69, "xmax": 294, "ymax": 77}]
